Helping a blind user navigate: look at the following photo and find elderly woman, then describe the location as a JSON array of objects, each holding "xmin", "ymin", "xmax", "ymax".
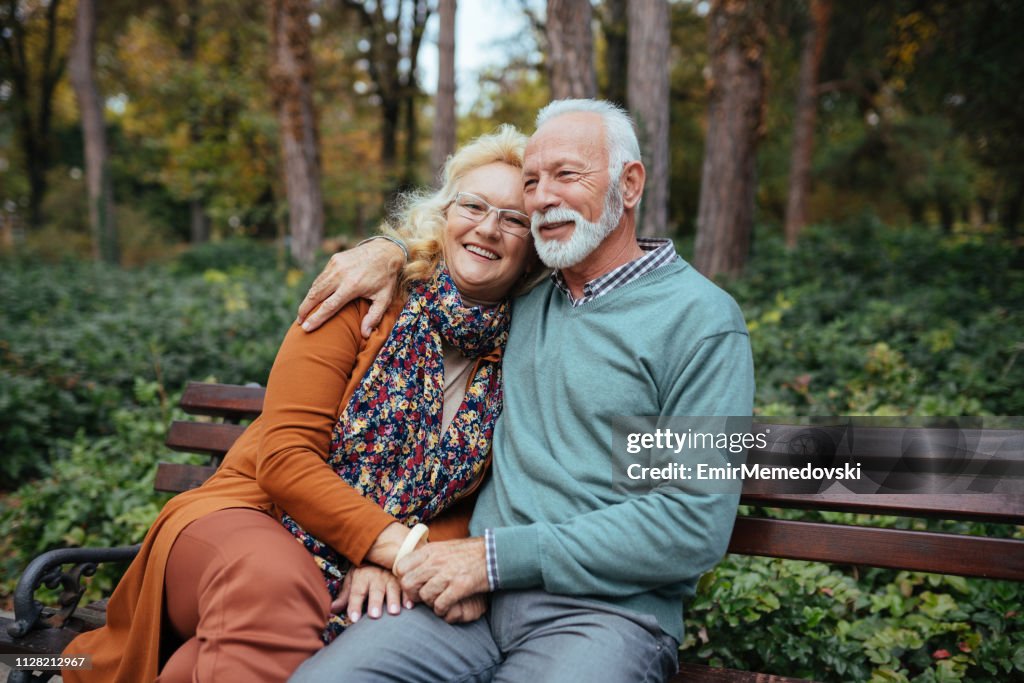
[{"xmin": 64, "ymin": 125, "xmax": 540, "ymax": 683}]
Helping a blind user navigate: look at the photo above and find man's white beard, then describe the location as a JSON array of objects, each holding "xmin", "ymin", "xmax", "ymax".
[{"xmin": 530, "ymin": 184, "xmax": 624, "ymax": 270}]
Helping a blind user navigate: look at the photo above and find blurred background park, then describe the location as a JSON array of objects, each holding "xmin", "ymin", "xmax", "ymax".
[{"xmin": 1, "ymin": 1, "xmax": 1022, "ymax": 681}]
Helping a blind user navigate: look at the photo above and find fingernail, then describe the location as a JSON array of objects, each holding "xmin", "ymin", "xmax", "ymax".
[
  {"xmin": 405, "ymin": 600, "xmax": 414, "ymax": 609},
  {"xmin": 388, "ymin": 604, "xmax": 400, "ymax": 614},
  {"xmin": 369, "ymin": 606, "xmax": 380, "ymax": 618},
  {"xmin": 349, "ymin": 612, "xmax": 360, "ymax": 623},
  {"xmin": 301, "ymin": 321, "xmax": 312, "ymax": 331}
]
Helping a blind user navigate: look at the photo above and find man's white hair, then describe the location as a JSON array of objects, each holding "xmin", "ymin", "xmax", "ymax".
[{"xmin": 535, "ymin": 99, "xmax": 642, "ymax": 183}]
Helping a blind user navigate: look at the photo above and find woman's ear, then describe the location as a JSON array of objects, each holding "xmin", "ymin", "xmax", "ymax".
[{"xmin": 619, "ymin": 160, "xmax": 646, "ymax": 209}]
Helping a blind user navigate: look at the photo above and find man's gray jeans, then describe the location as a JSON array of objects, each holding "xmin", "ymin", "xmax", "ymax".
[{"xmin": 290, "ymin": 589, "xmax": 679, "ymax": 682}]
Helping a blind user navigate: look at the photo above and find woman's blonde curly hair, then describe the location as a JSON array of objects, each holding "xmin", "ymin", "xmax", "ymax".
[{"xmin": 382, "ymin": 124, "xmax": 546, "ymax": 296}]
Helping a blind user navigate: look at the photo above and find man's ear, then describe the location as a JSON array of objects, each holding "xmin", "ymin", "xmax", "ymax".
[{"xmin": 619, "ymin": 160, "xmax": 646, "ymax": 209}]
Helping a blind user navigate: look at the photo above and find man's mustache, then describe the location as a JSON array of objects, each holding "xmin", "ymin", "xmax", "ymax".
[{"xmin": 531, "ymin": 207, "xmax": 583, "ymax": 233}]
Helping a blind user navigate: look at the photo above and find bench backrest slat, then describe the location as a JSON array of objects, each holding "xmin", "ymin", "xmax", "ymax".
[
  {"xmin": 165, "ymin": 421, "xmax": 247, "ymax": 457},
  {"xmin": 154, "ymin": 463, "xmax": 219, "ymax": 493},
  {"xmin": 739, "ymin": 491, "xmax": 1024, "ymax": 523},
  {"xmin": 730, "ymin": 517, "xmax": 1024, "ymax": 581},
  {"xmin": 179, "ymin": 381, "xmax": 265, "ymax": 420}
]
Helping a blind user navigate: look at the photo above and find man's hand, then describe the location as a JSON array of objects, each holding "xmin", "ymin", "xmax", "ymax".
[
  {"xmin": 296, "ymin": 238, "xmax": 406, "ymax": 337},
  {"xmin": 332, "ymin": 564, "xmax": 413, "ymax": 624},
  {"xmin": 442, "ymin": 594, "xmax": 489, "ymax": 624},
  {"xmin": 394, "ymin": 538, "xmax": 490, "ymax": 619}
]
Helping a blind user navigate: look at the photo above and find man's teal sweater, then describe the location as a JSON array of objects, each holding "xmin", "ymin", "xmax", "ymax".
[{"xmin": 469, "ymin": 257, "xmax": 755, "ymax": 642}]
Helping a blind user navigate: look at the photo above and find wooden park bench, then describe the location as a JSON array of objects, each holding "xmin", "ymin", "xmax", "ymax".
[{"xmin": 2, "ymin": 382, "xmax": 1022, "ymax": 683}]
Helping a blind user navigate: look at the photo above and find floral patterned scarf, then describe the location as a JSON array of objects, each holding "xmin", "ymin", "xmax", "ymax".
[{"xmin": 281, "ymin": 264, "xmax": 509, "ymax": 642}]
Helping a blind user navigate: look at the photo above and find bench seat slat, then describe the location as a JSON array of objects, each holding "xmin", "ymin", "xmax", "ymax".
[
  {"xmin": 730, "ymin": 517, "xmax": 1024, "ymax": 581},
  {"xmin": 165, "ymin": 421, "xmax": 247, "ymax": 457},
  {"xmin": 0, "ymin": 620, "xmax": 82, "ymax": 656},
  {"xmin": 179, "ymin": 381, "xmax": 265, "ymax": 419},
  {"xmin": 673, "ymin": 663, "xmax": 816, "ymax": 683}
]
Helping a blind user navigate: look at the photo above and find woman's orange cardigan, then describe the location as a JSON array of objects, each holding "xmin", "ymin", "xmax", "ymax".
[{"xmin": 63, "ymin": 298, "xmax": 493, "ymax": 682}]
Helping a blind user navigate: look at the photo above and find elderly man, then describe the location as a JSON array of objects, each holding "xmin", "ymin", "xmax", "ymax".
[{"xmin": 290, "ymin": 99, "xmax": 754, "ymax": 682}]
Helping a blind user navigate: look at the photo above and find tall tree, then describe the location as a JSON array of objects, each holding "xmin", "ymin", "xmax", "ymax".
[
  {"xmin": 113, "ymin": 1, "xmax": 278, "ymax": 243},
  {"xmin": 342, "ymin": 0, "xmax": 431, "ymax": 190},
  {"xmin": 269, "ymin": 0, "xmax": 324, "ymax": 269},
  {"xmin": 0, "ymin": 0, "xmax": 72, "ymax": 228},
  {"xmin": 178, "ymin": 0, "xmax": 210, "ymax": 244},
  {"xmin": 932, "ymin": 0, "xmax": 1024, "ymax": 237},
  {"xmin": 69, "ymin": 0, "xmax": 119, "ymax": 264},
  {"xmin": 545, "ymin": 0, "xmax": 596, "ymax": 99},
  {"xmin": 693, "ymin": 0, "xmax": 767, "ymax": 278},
  {"xmin": 599, "ymin": 0, "xmax": 627, "ymax": 108},
  {"xmin": 627, "ymin": 0, "xmax": 670, "ymax": 237},
  {"xmin": 430, "ymin": 0, "xmax": 456, "ymax": 181},
  {"xmin": 783, "ymin": 0, "xmax": 831, "ymax": 247}
]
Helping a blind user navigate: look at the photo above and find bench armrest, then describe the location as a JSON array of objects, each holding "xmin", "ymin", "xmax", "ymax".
[{"xmin": 7, "ymin": 545, "xmax": 141, "ymax": 639}]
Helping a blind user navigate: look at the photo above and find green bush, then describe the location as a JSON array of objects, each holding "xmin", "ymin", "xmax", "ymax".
[
  {"xmin": 169, "ymin": 237, "xmax": 293, "ymax": 275},
  {"xmin": 0, "ymin": 245, "xmax": 309, "ymax": 487},
  {"xmin": 682, "ymin": 554, "xmax": 1024, "ymax": 682},
  {"xmin": 0, "ymin": 381, "xmax": 201, "ymax": 602},
  {"xmin": 731, "ymin": 217, "xmax": 1024, "ymax": 417}
]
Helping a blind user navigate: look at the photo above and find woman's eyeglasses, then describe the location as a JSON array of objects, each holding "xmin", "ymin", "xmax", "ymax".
[{"xmin": 451, "ymin": 192, "xmax": 531, "ymax": 238}]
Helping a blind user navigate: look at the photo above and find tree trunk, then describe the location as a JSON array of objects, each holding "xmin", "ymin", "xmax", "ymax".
[
  {"xmin": 693, "ymin": 0, "xmax": 767, "ymax": 279},
  {"xmin": 430, "ymin": 0, "xmax": 457, "ymax": 183},
  {"xmin": 1002, "ymin": 179, "xmax": 1023, "ymax": 239},
  {"xmin": 938, "ymin": 200, "xmax": 955, "ymax": 233},
  {"xmin": 269, "ymin": 0, "xmax": 325, "ymax": 269},
  {"xmin": 181, "ymin": 0, "xmax": 209, "ymax": 244},
  {"xmin": 977, "ymin": 196, "xmax": 993, "ymax": 226},
  {"xmin": 400, "ymin": 0, "xmax": 429, "ymax": 190},
  {"xmin": 341, "ymin": 0, "xmax": 430, "ymax": 199},
  {"xmin": 190, "ymin": 200, "xmax": 210, "ymax": 243},
  {"xmin": 381, "ymin": 97, "xmax": 400, "ymax": 166},
  {"xmin": 907, "ymin": 199, "xmax": 925, "ymax": 225},
  {"xmin": 2, "ymin": 0, "xmax": 68, "ymax": 229},
  {"xmin": 601, "ymin": 0, "xmax": 628, "ymax": 108},
  {"xmin": 546, "ymin": 0, "xmax": 596, "ymax": 100},
  {"xmin": 69, "ymin": 0, "xmax": 119, "ymax": 264},
  {"xmin": 783, "ymin": 0, "xmax": 831, "ymax": 248},
  {"xmin": 627, "ymin": 0, "xmax": 670, "ymax": 238},
  {"xmin": 401, "ymin": 89, "xmax": 419, "ymax": 190}
]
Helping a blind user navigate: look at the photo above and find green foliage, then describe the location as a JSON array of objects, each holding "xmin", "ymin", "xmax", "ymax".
[
  {"xmin": 110, "ymin": 2, "xmax": 281, "ymax": 241},
  {"xmin": 0, "ymin": 242, "xmax": 308, "ymax": 487},
  {"xmin": 729, "ymin": 217, "xmax": 1024, "ymax": 416},
  {"xmin": 682, "ymin": 556, "xmax": 1024, "ymax": 682},
  {"xmin": 169, "ymin": 237, "xmax": 293, "ymax": 275},
  {"xmin": 0, "ymin": 381, "xmax": 200, "ymax": 602}
]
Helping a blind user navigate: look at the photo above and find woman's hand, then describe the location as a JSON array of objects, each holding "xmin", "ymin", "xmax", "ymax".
[
  {"xmin": 296, "ymin": 238, "xmax": 405, "ymax": 336},
  {"xmin": 364, "ymin": 522, "xmax": 416, "ymax": 569},
  {"xmin": 332, "ymin": 565, "xmax": 414, "ymax": 624}
]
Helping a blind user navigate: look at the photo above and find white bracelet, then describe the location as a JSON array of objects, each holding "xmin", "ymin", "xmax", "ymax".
[
  {"xmin": 356, "ymin": 235, "xmax": 410, "ymax": 263},
  {"xmin": 392, "ymin": 523, "xmax": 429, "ymax": 574}
]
